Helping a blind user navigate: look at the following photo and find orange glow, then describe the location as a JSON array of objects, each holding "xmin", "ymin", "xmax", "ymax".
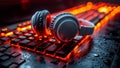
[
  {"xmin": 34, "ymin": 34, "xmax": 38, "ymax": 37},
  {"xmin": 18, "ymin": 24, "xmax": 22, "ymax": 26},
  {"xmin": 1, "ymin": 31, "xmax": 13, "ymax": 37},
  {"xmin": 17, "ymin": 25, "xmax": 31, "ymax": 31},
  {"xmin": 95, "ymin": 6, "xmax": 120, "ymax": 33},
  {"xmin": 1, "ymin": 33, "xmax": 5, "ymax": 36},
  {"xmin": 98, "ymin": 6, "xmax": 112, "ymax": 14},
  {"xmin": 44, "ymin": 36, "xmax": 47, "ymax": 38},
  {"xmin": 1, "ymin": 28, "xmax": 7, "ymax": 32},
  {"xmin": 26, "ymin": 21, "xmax": 30, "ymax": 24},
  {"xmin": 17, "ymin": 27, "xmax": 21, "ymax": 31},
  {"xmin": 28, "ymin": 37, "xmax": 34, "ymax": 40},
  {"xmin": 27, "ymin": 25, "xmax": 31, "ymax": 29},
  {"xmin": 69, "ymin": 3, "xmax": 93, "ymax": 15},
  {"xmin": 9, "ymin": 2, "xmax": 120, "ymax": 62},
  {"xmin": 48, "ymin": 38, "xmax": 52, "ymax": 42},
  {"xmin": 5, "ymin": 31, "xmax": 13, "ymax": 36}
]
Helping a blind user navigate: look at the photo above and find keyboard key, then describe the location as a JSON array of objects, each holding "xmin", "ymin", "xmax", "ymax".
[
  {"xmin": 29, "ymin": 31, "xmax": 35, "ymax": 35},
  {"xmin": 21, "ymin": 30, "xmax": 28, "ymax": 33},
  {"xmin": 19, "ymin": 39, "xmax": 30, "ymax": 46},
  {"xmin": 18, "ymin": 36, "xmax": 26, "ymax": 40},
  {"xmin": 9, "ymin": 63, "xmax": 19, "ymax": 68},
  {"xmin": 17, "ymin": 24, "xmax": 22, "ymax": 27},
  {"xmin": 5, "ymin": 50, "xmax": 15, "ymax": 56},
  {"xmin": 26, "ymin": 42, "xmax": 37, "ymax": 48},
  {"xmin": 36, "ymin": 42, "xmax": 52, "ymax": 52},
  {"xmin": 1, "ymin": 61, "xmax": 13, "ymax": 67},
  {"xmin": 56, "ymin": 50, "xmax": 66, "ymax": 58},
  {"xmin": 0, "ymin": 47, "xmax": 7, "ymax": 52},
  {"xmin": 46, "ymin": 43, "xmax": 62, "ymax": 54},
  {"xmin": 1, "ymin": 27, "xmax": 8, "ymax": 33},
  {"xmin": 56, "ymin": 41, "xmax": 77, "ymax": 57},
  {"xmin": 12, "ymin": 52, "xmax": 21, "ymax": 58},
  {"xmin": 8, "ymin": 35, "xmax": 17, "ymax": 39},
  {"xmin": 11, "ymin": 38, "xmax": 20, "ymax": 44},
  {"xmin": 0, "ymin": 44, "xmax": 11, "ymax": 49},
  {"xmin": 0, "ymin": 37, "xmax": 9, "ymax": 42},
  {"xmin": 0, "ymin": 52, "xmax": 4, "ymax": 57},
  {"xmin": 0, "ymin": 61, "xmax": 12, "ymax": 68},
  {"xmin": 28, "ymin": 36, "xmax": 35, "ymax": 41},
  {"xmin": 14, "ymin": 57, "xmax": 25, "ymax": 65},
  {"xmin": 24, "ymin": 33, "xmax": 32, "ymax": 37},
  {"xmin": 4, "ymin": 47, "xmax": 17, "ymax": 56},
  {"xmin": 0, "ymin": 55, "xmax": 10, "ymax": 61},
  {"xmin": 14, "ymin": 31, "xmax": 23, "ymax": 36}
]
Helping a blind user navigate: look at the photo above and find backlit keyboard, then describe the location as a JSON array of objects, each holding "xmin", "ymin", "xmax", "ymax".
[{"xmin": 0, "ymin": 2, "xmax": 120, "ymax": 68}]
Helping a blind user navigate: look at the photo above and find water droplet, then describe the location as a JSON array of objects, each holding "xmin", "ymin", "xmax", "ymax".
[{"xmin": 93, "ymin": 53, "xmax": 99, "ymax": 57}]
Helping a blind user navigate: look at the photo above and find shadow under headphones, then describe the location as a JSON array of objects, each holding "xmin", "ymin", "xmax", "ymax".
[{"xmin": 31, "ymin": 10, "xmax": 94, "ymax": 43}]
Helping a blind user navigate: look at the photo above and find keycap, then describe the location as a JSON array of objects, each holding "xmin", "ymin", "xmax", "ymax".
[
  {"xmin": 0, "ymin": 37, "xmax": 9, "ymax": 42},
  {"xmin": 1, "ymin": 27, "xmax": 8, "ymax": 32},
  {"xmin": 8, "ymin": 34, "xmax": 17, "ymax": 39},
  {"xmin": 56, "ymin": 41, "xmax": 77, "ymax": 57},
  {"xmin": 36, "ymin": 42, "xmax": 52, "ymax": 52},
  {"xmin": 29, "ymin": 31, "xmax": 35, "ymax": 35},
  {"xmin": 4, "ymin": 47, "xmax": 17, "ymax": 56},
  {"xmin": 11, "ymin": 38, "xmax": 20, "ymax": 44},
  {"xmin": 0, "ymin": 44, "xmax": 11, "ymax": 49},
  {"xmin": 46, "ymin": 43, "xmax": 62, "ymax": 54},
  {"xmin": 22, "ymin": 30, "xmax": 29, "ymax": 33},
  {"xmin": 56, "ymin": 50, "xmax": 66, "ymax": 57},
  {"xmin": 19, "ymin": 39, "xmax": 30, "ymax": 46},
  {"xmin": 14, "ymin": 57, "xmax": 25, "ymax": 65},
  {"xmin": 12, "ymin": 52, "xmax": 21, "ymax": 58},
  {"xmin": 0, "ymin": 52, "xmax": 4, "ymax": 57},
  {"xmin": 24, "ymin": 33, "xmax": 32, "ymax": 37},
  {"xmin": 17, "ymin": 24, "xmax": 22, "ymax": 27},
  {"xmin": 9, "ymin": 63, "xmax": 19, "ymax": 68},
  {"xmin": 0, "ymin": 55, "xmax": 10, "ymax": 61},
  {"xmin": 14, "ymin": 31, "xmax": 23, "ymax": 36},
  {"xmin": 18, "ymin": 36, "xmax": 26, "ymax": 40},
  {"xmin": 26, "ymin": 42, "xmax": 37, "ymax": 48},
  {"xmin": 5, "ymin": 50, "xmax": 15, "ymax": 56},
  {"xmin": 28, "ymin": 36, "xmax": 35, "ymax": 41},
  {"xmin": 1, "ymin": 58, "xmax": 14, "ymax": 67},
  {"xmin": 0, "ymin": 47, "xmax": 7, "ymax": 52}
]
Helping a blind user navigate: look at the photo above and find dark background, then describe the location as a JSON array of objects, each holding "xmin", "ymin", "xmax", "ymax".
[{"xmin": 0, "ymin": 0, "xmax": 120, "ymax": 26}]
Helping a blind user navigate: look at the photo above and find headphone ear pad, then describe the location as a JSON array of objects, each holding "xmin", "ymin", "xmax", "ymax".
[{"xmin": 31, "ymin": 10, "xmax": 50, "ymax": 35}]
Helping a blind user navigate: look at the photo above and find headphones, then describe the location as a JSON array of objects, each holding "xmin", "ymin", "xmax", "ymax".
[{"xmin": 31, "ymin": 10, "xmax": 94, "ymax": 42}]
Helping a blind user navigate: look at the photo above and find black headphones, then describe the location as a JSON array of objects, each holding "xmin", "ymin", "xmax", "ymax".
[{"xmin": 31, "ymin": 10, "xmax": 94, "ymax": 42}]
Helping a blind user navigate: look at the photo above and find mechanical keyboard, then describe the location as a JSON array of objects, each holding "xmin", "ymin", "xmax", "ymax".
[{"xmin": 0, "ymin": 2, "xmax": 120, "ymax": 68}]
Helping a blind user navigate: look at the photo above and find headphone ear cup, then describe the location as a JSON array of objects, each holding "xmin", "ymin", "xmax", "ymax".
[
  {"xmin": 31, "ymin": 10, "xmax": 50, "ymax": 36},
  {"xmin": 50, "ymin": 12, "xmax": 79, "ymax": 42}
]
